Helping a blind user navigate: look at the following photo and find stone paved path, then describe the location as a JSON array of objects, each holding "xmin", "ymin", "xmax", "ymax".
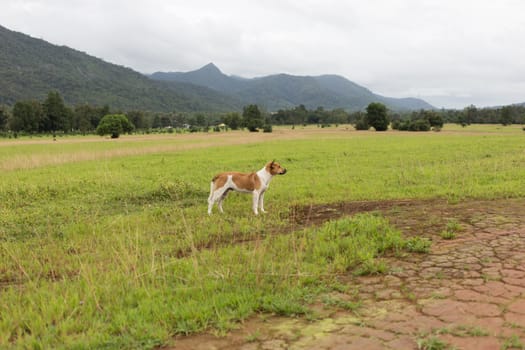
[{"xmin": 172, "ymin": 198, "xmax": 525, "ymax": 350}]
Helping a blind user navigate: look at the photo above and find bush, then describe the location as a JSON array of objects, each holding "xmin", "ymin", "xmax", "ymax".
[
  {"xmin": 391, "ymin": 120, "xmax": 405, "ymax": 130},
  {"xmin": 262, "ymin": 124, "xmax": 273, "ymax": 133},
  {"xmin": 392, "ymin": 118, "xmax": 431, "ymax": 132},
  {"xmin": 96, "ymin": 114, "xmax": 134, "ymax": 138},
  {"xmin": 354, "ymin": 117, "xmax": 369, "ymax": 131},
  {"xmin": 409, "ymin": 119, "xmax": 431, "ymax": 131}
]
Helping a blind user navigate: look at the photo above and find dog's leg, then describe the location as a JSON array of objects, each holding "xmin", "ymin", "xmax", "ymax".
[
  {"xmin": 258, "ymin": 190, "xmax": 266, "ymax": 213},
  {"xmin": 252, "ymin": 191, "xmax": 260, "ymax": 215},
  {"xmin": 209, "ymin": 186, "xmax": 229, "ymax": 214},
  {"xmin": 218, "ymin": 189, "xmax": 230, "ymax": 213},
  {"xmin": 208, "ymin": 199, "xmax": 215, "ymax": 215},
  {"xmin": 207, "ymin": 181, "xmax": 216, "ymax": 215}
]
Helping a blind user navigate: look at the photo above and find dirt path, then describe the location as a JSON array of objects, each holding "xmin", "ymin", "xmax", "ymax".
[{"xmin": 171, "ymin": 198, "xmax": 525, "ymax": 350}]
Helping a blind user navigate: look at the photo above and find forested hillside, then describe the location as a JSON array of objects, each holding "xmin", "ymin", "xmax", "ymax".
[{"xmin": 0, "ymin": 25, "xmax": 241, "ymax": 112}]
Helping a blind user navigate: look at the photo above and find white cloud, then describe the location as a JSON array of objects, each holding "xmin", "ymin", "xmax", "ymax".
[{"xmin": 1, "ymin": 0, "xmax": 524, "ymax": 108}]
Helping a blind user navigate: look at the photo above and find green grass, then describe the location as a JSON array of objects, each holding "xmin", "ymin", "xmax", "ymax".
[
  {"xmin": 443, "ymin": 123, "xmax": 525, "ymax": 133},
  {"xmin": 0, "ymin": 213, "xmax": 415, "ymax": 348},
  {"xmin": 1, "ymin": 125, "xmax": 525, "ymax": 348},
  {"xmin": 405, "ymin": 237, "xmax": 432, "ymax": 253},
  {"xmin": 436, "ymin": 325, "xmax": 489, "ymax": 337},
  {"xmin": 417, "ymin": 336, "xmax": 451, "ymax": 350},
  {"xmin": 321, "ymin": 296, "xmax": 362, "ymax": 312},
  {"xmin": 440, "ymin": 230, "xmax": 457, "ymax": 240},
  {"xmin": 440, "ymin": 219, "xmax": 463, "ymax": 240},
  {"xmin": 245, "ymin": 330, "xmax": 262, "ymax": 342},
  {"xmin": 502, "ymin": 335, "xmax": 525, "ymax": 350},
  {"xmin": 417, "ymin": 324, "xmax": 491, "ymax": 350}
]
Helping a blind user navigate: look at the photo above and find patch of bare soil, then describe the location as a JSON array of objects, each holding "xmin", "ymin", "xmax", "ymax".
[{"xmin": 166, "ymin": 197, "xmax": 525, "ymax": 350}]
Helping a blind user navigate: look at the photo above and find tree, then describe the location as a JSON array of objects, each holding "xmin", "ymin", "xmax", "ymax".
[
  {"xmin": 500, "ymin": 106, "xmax": 513, "ymax": 126},
  {"xmin": 92, "ymin": 105, "xmax": 110, "ymax": 128},
  {"xmin": 126, "ymin": 110, "xmax": 148, "ymax": 129},
  {"xmin": 171, "ymin": 113, "xmax": 187, "ymax": 128},
  {"xmin": 354, "ymin": 116, "xmax": 369, "ymax": 130},
  {"xmin": 424, "ymin": 110, "xmax": 444, "ymax": 129},
  {"xmin": 349, "ymin": 111, "xmax": 365, "ymax": 125},
  {"xmin": 366, "ymin": 102, "xmax": 389, "ymax": 131},
  {"xmin": 160, "ymin": 115, "xmax": 172, "ymax": 128},
  {"xmin": 96, "ymin": 114, "xmax": 134, "ymax": 138},
  {"xmin": 73, "ymin": 104, "xmax": 97, "ymax": 134},
  {"xmin": 242, "ymin": 104, "xmax": 264, "ymax": 132},
  {"xmin": 42, "ymin": 91, "xmax": 69, "ymax": 134},
  {"xmin": 459, "ymin": 105, "xmax": 477, "ymax": 127},
  {"xmin": 10, "ymin": 100, "xmax": 43, "ymax": 133},
  {"xmin": 152, "ymin": 115, "xmax": 162, "ymax": 129},
  {"xmin": 292, "ymin": 105, "xmax": 308, "ymax": 125},
  {"xmin": 194, "ymin": 113, "xmax": 207, "ymax": 127},
  {"xmin": 0, "ymin": 105, "xmax": 9, "ymax": 131},
  {"xmin": 222, "ymin": 112, "xmax": 242, "ymax": 130}
]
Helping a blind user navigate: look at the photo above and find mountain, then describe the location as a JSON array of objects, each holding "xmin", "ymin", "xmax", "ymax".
[
  {"xmin": 0, "ymin": 25, "xmax": 241, "ymax": 112},
  {"xmin": 151, "ymin": 64, "xmax": 434, "ymax": 111},
  {"xmin": 0, "ymin": 24, "xmax": 432, "ymax": 113},
  {"xmin": 151, "ymin": 63, "xmax": 246, "ymax": 94}
]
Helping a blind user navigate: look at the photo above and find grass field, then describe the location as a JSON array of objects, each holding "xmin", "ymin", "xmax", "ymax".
[{"xmin": 1, "ymin": 124, "xmax": 524, "ymax": 349}]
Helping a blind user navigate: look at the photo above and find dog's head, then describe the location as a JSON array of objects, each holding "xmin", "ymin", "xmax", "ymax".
[{"xmin": 267, "ymin": 160, "xmax": 287, "ymax": 175}]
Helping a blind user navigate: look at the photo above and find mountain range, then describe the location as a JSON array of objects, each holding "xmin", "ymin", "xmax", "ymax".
[
  {"xmin": 0, "ymin": 24, "xmax": 433, "ymax": 112},
  {"xmin": 151, "ymin": 63, "xmax": 434, "ymax": 111}
]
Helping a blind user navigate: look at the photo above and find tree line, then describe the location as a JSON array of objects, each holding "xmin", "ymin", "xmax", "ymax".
[
  {"xmin": 269, "ymin": 104, "xmax": 525, "ymax": 127},
  {"xmin": 355, "ymin": 103, "xmax": 525, "ymax": 132},
  {"xmin": 0, "ymin": 91, "xmax": 273, "ymax": 136},
  {"xmin": 1, "ymin": 91, "xmax": 524, "ymax": 136}
]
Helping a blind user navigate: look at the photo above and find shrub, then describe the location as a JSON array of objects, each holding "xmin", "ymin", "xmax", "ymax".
[
  {"xmin": 354, "ymin": 117, "xmax": 369, "ymax": 131},
  {"xmin": 391, "ymin": 120, "xmax": 407, "ymax": 130},
  {"xmin": 409, "ymin": 119, "xmax": 431, "ymax": 131},
  {"xmin": 392, "ymin": 118, "xmax": 431, "ymax": 132},
  {"xmin": 262, "ymin": 124, "xmax": 273, "ymax": 133},
  {"xmin": 96, "ymin": 114, "xmax": 134, "ymax": 138}
]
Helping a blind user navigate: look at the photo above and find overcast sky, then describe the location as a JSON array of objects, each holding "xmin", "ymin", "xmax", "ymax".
[{"xmin": 1, "ymin": 0, "xmax": 525, "ymax": 108}]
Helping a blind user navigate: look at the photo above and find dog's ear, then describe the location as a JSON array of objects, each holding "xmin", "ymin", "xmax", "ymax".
[{"xmin": 271, "ymin": 159, "xmax": 275, "ymax": 165}]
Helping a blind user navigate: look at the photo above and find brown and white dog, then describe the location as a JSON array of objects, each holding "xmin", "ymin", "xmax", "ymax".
[{"xmin": 208, "ymin": 161, "xmax": 287, "ymax": 215}]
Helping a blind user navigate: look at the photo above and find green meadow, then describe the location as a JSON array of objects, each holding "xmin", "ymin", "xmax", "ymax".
[{"xmin": 1, "ymin": 125, "xmax": 524, "ymax": 349}]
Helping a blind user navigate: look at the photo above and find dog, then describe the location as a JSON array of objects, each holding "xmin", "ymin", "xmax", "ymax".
[{"xmin": 208, "ymin": 161, "xmax": 287, "ymax": 215}]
